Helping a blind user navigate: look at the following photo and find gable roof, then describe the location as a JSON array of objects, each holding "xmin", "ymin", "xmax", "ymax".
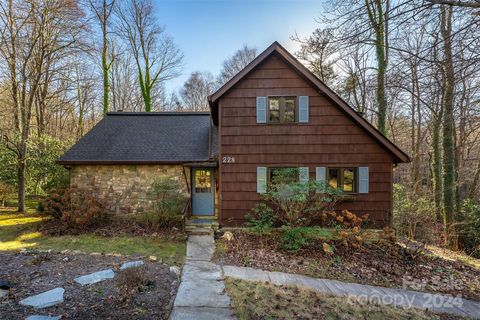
[
  {"xmin": 208, "ymin": 41, "xmax": 410, "ymax": 164},
  {"xmin": 58, "ymin": 112, "xmax": 218, "ymax": 165}
]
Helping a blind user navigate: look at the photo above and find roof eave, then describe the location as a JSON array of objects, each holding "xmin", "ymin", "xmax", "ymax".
[{"xmin": 57, "ymin": 159, "xmax": 212, "ymax": 166}]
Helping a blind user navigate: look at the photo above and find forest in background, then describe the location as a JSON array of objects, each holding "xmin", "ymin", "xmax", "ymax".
[{"xmin": 0, "ymin": 0, "xmax": 479, "ymax": 253}]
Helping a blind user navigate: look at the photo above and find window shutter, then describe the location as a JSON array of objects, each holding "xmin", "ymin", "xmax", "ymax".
[
  {"xmin": 359, "ymin": 167, "xmax": 369, "ymax": 194},
  {"xmin": 316, "ymin": 167, "xmax": 326, "ymax": 192},
  {"xmin": 298, "ymin": 96, "xmax": 309, "ymax": 123},
  {"xmin": 256, "ymin": 97, "xmax": 267, "ymax": 123},
  {"xmin": 257, "ymin": 167, "xmax": 267, "ymax": 193},
  {"xmin": 299, "ymin": 167, "xmax": 309, "ymax": 183}
]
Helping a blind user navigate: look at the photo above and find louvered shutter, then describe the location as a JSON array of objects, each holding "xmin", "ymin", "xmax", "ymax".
[
  {"xmin": 298, "ymin": 96, "xmax": 309, "ymax": 123},
  {"xmin": 257, "ymin": 167, "xmax": 267, "ymax": 193},
  {"xmin": 358, "ymin": 167, "xmax": 369, "ymax": 194},
  {"xmin": 316, "ymin": 167, "xmax": 326, "ymax": 192},
  {"xmin": 256, "ymin": 97, "xmax": 267, "ymax": 123},
  {"xmin": 299, "ymin": 167, "xmax": 309, "ymax": 183}
]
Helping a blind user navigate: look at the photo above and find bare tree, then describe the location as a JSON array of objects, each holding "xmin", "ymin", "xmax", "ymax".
[
  {"xmin": 217, "ymin": 45, "xmax": 257, "ymax": 86},
  {"xmin": 110, "ymin": 45, "xmax": 143, "ymax": 112},
  {"xmin": 292, "ymin": 29, "xmax": 336, "ymax": 85},
  {"xmin": 88, "ymin": 0, "xmax": 115, "ymax": 115},
  {"xmin": 114, "ymin": 0, "xmax": 183, "ymax": 112},
  {"xmin": 0, "ymin": 0, "xmax": 83, "ymax": 212},
  {"xmin": 180, "ymin": 71, "xmax": 215, "ymax": 111}
]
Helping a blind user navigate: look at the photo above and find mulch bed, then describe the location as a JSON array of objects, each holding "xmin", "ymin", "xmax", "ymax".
[
  {"xmin": 0, "ymin": 250, "xmax": 178, "ymax": 319},
  {"xmin": 215, "ymin": 230, "xmax": 480, "ymax": 301}
]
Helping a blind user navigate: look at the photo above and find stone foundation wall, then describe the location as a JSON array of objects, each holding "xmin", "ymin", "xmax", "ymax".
[{"xmin": 69, "ymin": 165, "xmax": 190, "ymax": 214}]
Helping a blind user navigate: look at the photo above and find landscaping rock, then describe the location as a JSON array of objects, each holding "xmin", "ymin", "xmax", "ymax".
[
  {"xmin": 120, "ymin": 260, "xmax": 144, "ymax": 270},
  {"xmin": 0, "ymin": 289, "xmax": 8, "ymax": 298},
  {"xmin": 26, "ymin": 315, "xmax": 61, "ymax": 320},
  {"xmin": 0, "ymin": 280, "xmax": 11, "ymax": 290},
  {"xmin": 74, "ymin": 269, "xmax": 115, "ymax": 286},
  {"xmin": 149, "ymin": 255, "xmax": 157, "ymax": 262},
  {"xmin": 170, "ymin": 266, "xmax": 181, "ymax": 276},
  {"xmin": 19, "ymin": 288, "xmax": 64, "ymax": 308}
]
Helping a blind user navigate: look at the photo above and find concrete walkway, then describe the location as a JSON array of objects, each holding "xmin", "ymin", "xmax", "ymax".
[
  {"xmin": 170, "ymin": 236, "xmax": 236, "ymax": 320},
  {"xmin": 223, "ymin": 265, "xmax": 480, "ymax": 319}
]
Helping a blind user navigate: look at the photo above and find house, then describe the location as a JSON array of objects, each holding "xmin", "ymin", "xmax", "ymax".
[{"xmin": 58, "ymin": 41, "xmax": 409, "ymax": 228}]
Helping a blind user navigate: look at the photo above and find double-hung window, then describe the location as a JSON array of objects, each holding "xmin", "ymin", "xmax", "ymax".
[
  {"xmin": 327, "ymin": 168, "xmax": 357, "ymax": 193},
  {"xmin": 268, "ymin": 97, "xmax": 296, "ymax": 123}
]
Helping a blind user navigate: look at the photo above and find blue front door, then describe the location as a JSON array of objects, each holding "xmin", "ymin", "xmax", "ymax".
[{"xmin": 192, "ymin": 168, "xmax": 214, "ymax": 216}]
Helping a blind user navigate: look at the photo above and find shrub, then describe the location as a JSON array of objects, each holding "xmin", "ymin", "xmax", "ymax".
[
  {"xmin": 38, "ymin": 188, "xmax": 65, "ymax": 219},
  {"xmin": 457, "ymin": 199, "xmax": 480, "ymax": 258},
  {"xmin": 262, "ymin": 168, "xmax": 343, "ymax": 226},
  {"xmin": 149, "ymin": 177, "xmax": 188, "ymax": 229},
  {"xmin": 115, "ymin": 266, "xmax": 154, "ymax": 304},
  {"xmin": 280, "ymin": 226, "xmax": 309, "ymax": 251},
  {"xmin": 392, "ymin": 184, "xmax": 438, "ymax": 242},
  {"xmin": 245, "ymin": 203, "xmax": 275, "ymax": 234},
  {"xmin": 39, "ymin": 188, "xmax": 110, "ymax": 229},
  {"xmin": 0, "ymin": 182, "xmax": 15, "ymax": 207}
]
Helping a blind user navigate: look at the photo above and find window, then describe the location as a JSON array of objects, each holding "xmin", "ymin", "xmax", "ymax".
[
  {"xmin": 327, "ymin": 168, "xmax": 357, "ymax": 193},
  {"xmin": 268, "ymin": 167, "xmax": 299, "ymax": 185},
  {"xmin": 268, "ymin": 97, "xmax": 296, "ymax": 123},
  {"xmin": 194, "ymin": 169, "xmax": 211, "ymax": 193}
]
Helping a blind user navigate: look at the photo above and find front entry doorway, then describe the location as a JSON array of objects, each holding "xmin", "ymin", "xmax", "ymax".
[{"xmin": 192, "ymin": 168, "xmax": 214, "ymax": 216}]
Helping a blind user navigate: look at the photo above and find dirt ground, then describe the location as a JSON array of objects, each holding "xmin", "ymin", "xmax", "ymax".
[
  {"xmin": 215, "ymin": 230, "xmax": 480, "ymax": 302},
  {"xmin": 0, "ymin": 250, "xmax": 178, "ymax": 319}
]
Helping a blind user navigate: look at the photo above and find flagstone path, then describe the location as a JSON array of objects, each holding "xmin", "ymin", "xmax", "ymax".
[{"xmin": 170, "ymin": 235, "xmax": 236, "ymax": 320}]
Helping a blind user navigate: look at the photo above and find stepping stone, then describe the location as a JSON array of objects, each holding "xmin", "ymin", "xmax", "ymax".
[
  {"xmin": 120, "ymin": 260, "xmax": 144, "ymax": 270},
  {"xmin": 19, "ymin": 288, "xmax": 64, "ymax": 308},
  {"xmin": 26, "ymin": 316, "xmax": 60, "ymax": 320},
  {"xmin": 186, "ymin": 236, "xmax": 215, "ymax": 261},
  {"xmin": 0, "ymin": 280, "xmax": 11, "ymax": 290},
  {"xmin": 0, "ymin": 289, "xmax": 8, "ymax": 298},
  {"xmin": 74, "ymin": 269, "xmax": 115, "ymax": 286},
  {"xmin": 170, "ymin": 306, "xmax": 236, "ymax": 320}
]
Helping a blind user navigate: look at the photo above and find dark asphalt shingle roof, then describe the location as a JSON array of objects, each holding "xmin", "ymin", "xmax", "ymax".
[{"xmin": 58, "ymin": 112, "xmax": 217, "ymax": 164}]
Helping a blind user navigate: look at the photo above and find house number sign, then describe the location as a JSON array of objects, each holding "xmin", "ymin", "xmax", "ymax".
[{"xmin": 222, "ymin": 156, "xmax": 235, "ymax": 163}]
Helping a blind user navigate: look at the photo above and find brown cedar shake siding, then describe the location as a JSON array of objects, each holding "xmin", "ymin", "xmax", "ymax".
[{"xmin": 217, "ymin": 52, "xmax": 398, "ymax": 227}]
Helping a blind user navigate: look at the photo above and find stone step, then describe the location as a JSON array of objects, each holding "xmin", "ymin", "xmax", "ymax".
[
  {"xmin": 190, "ymin": 215, "xmax": 217, "ymax": 220},
  {"xmin": 187, "ymin": 228, "xmax": 214, "ymax": 235},
  {"xmin": 186, "ymin": 225, "xmax": 214, "ymax": 231}
]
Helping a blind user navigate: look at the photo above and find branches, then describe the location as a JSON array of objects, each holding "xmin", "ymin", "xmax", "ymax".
[
  {"xmin": 427, "ymin": 0, "xmax": 480, "ymax": 8},
  {"xmin": 114, "ymin": 0, "xmax": 183, "ymax": 112}
]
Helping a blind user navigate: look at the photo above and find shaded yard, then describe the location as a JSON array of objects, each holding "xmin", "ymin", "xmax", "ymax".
[
  {"xmin": 0, "ymin": 207, "xmax": 185, "ymax": 265},
  {"xmin": 225, "ymin": 278, "xmax": 463, "ymax": 320}
]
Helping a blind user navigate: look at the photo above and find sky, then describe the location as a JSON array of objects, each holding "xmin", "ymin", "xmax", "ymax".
[{"xmin": 154, "ymin": 0, "xmax": 324, "ymax": 93}]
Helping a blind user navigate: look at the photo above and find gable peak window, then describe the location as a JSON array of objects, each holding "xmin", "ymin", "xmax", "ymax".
[{"xmin": 268, "ymin": 96, "xmax": 296, "ymax": 123}]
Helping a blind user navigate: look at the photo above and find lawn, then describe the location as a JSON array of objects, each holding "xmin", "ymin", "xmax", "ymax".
[
  {"xmin": 225, "ymin": 278, "xmax": 455, "ymax": 320},
  {"xmin": 0, "ymin": 206, "xmax": 186, "ymax": 265}
]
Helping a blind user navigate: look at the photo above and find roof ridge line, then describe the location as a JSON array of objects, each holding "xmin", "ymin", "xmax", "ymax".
[{"xmin": 106, "ymin": 112, "xmax": 211, "ymax": 116}]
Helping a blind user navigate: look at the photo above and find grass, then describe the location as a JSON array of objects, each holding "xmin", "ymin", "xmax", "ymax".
[
  {"xmin": 225, "ymin": 278, "xmax": 445, "ymax": 320},
  {"xmin": 0, "ymin": 206, "xmax": 186, "ymax": 265},
  {"xmin": 427, "ymin": 244, "xmax": 480, "ymax": 270}
]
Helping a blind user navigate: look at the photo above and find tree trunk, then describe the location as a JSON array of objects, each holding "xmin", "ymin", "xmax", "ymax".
[
  {"xmin": 102, "ymin": 0, "xmax": 110, "ymax": 115},
  {"xmin": 17, "ymin": 156, "xmax": 26, "ymax": 213},
  {"xmin": 366, "ymin": 0, "xmax": 388, "ymax": 135},
  {"xmin": 432, "ymin": 117, "xmax": 443, "ymax": 222},
  {"xmin": 440, "ymin": 5, "xmax": 456, "ymax": 247}
]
